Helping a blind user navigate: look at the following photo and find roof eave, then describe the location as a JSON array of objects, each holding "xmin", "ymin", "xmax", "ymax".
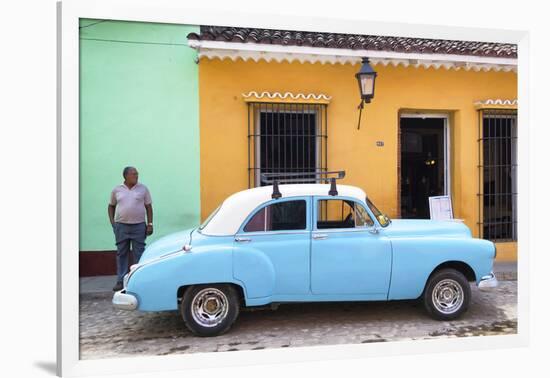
[{"xmin": 188, "ymin": 40, "xmax": 517, "ymax": 71}]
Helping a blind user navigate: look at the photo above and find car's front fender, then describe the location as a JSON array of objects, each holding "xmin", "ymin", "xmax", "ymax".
[{"xmin": 388, "ymin": 237, "xmax": 495, "ymax": 300}]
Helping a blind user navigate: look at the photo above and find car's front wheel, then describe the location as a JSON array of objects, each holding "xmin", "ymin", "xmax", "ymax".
[
  {"xmin": 181, "ymin": 284, "xmax": 240, "ymax": 337},
  {"xmin": 423, "ymin": 269, "xmax": 471, "ymax": 320}
]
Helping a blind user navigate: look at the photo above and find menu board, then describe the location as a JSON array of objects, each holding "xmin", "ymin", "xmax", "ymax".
[{"xmin": 429, "ymin": 195, "xmax": 454, "ymax": 220}]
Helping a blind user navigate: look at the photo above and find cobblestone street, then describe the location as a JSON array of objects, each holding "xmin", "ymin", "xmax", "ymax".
[{"xmin": 79, "ymin": 281, "xmax": 517, "ymax": 360}]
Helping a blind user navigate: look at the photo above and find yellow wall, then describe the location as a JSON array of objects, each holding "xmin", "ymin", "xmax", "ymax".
[{"xmin": 198, "ymin": 58, "xmax": 517, "ymax": 261}]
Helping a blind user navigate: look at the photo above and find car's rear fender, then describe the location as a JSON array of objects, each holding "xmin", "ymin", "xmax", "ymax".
[{"xmin": 126, "ymin": 246, "xmax": 244, "ymax": 311}]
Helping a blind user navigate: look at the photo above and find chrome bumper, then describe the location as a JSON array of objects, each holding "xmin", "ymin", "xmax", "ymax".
[
  {"xmin": 478, "ymin": 272, "xmax": 499, "ymax": 291},
  {"xmin": 112, "ymin": 290, "xmax": 138, "ymax": 310}
]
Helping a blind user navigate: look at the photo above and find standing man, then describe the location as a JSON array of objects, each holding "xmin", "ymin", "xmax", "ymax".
[{"xmin": 108, "ymin": 166, "xmax": 154, "ymax": 291}]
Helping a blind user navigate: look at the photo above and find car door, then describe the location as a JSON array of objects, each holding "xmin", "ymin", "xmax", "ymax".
[
  {"xmin": 310, "ymin": 196, "xmax": 392, "ymax": 296},
  {"xmin": 233, "ymin": 197, "xmax": 312, "ymax": 297}
]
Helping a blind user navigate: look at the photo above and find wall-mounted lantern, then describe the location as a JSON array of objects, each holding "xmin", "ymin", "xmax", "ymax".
[{"xmin": 355, "ymin": 57, "xmax": 377, "ymax": 130}]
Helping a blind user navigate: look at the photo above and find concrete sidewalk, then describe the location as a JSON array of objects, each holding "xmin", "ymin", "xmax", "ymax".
[
  {"xmin": 80, "ymin": 275, "xmax": 118, "ymax": 294},
  {"xmin": 493, "ymin": 261, "xmax": 517, "ymax": 281},
  {"xmin": 79, "ymin": 261, "xmax": 517, "ymax": 295}
]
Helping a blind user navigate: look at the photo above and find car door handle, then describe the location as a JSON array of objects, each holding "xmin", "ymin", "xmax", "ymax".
[
  {"xmin": 235, "ymin": 237, "xmax": 251, "ymax": 243},
  {"xmin": 313, "ymin": 233, "xmax": 328, "ymax": 240}
]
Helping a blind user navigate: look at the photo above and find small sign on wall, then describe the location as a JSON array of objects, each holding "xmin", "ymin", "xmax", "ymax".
[{"xmin": 429, "ymin": 195, "xmax": 454, "ymax": 220}]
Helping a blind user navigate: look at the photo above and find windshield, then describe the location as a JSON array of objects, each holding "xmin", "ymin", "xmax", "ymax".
[
  {"xmin": 198, "ymin": 205, "xmax": 222, "ymax": 231},
  {"xmin": 366, "ymin": 197, "xmax": 391, "ymax": 227}
]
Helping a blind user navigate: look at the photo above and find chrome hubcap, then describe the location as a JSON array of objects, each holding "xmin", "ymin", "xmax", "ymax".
[
  {"xmin": 432, "ymin": 279, "xmax": 464, "ymax": 314},
  {"xmin": 191, "ymin": 288, "xmax": 229, "ymax": 328}
]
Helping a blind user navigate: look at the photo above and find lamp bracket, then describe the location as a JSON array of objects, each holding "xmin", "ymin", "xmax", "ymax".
[{"xmin": 357, "ymin": 99, "xmax": 364, "ymax": 130}]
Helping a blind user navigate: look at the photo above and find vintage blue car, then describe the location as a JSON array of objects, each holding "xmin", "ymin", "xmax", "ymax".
[{"xmin": 113, "ymin": 172, "xmax": 498, "ymax": 337}]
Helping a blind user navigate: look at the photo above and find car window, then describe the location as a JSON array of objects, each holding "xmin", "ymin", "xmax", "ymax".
[
  {"xmin": 366, "ymin": 197, "xmax": 390, "ymax": 227},
  {"xmin": 243, "ymin": 200, "xmax": 307, "ymax": 232},
  {"xmin": 354, "ymin": 202, "xmax": 375, "ymax": 227},
  {"xmin": 317, "ymin": 199, "xmax": 373, "ymax": 229}
]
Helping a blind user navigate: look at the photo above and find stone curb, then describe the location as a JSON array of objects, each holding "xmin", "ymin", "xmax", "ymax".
[
  {"xmin": 80, "ymin": 268, "xmax": 517, "ymax": 295},
  {"xmin": 495, "ymin": 271, "xmax": 517, "ymax": 281},
  {"xmin": 81, "ymin": 275, "xmax": 517, "ymax": 297}
]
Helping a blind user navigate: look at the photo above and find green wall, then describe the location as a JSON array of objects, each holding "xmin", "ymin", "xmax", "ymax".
[{"xmin": 79, "ymin": 19, "xmax": 200, "ymax": 251}]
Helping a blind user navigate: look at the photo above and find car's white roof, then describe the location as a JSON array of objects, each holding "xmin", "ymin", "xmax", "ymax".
[{"xmin": 200, "ymin": 184, "xmax": 367, "ymax": 236}]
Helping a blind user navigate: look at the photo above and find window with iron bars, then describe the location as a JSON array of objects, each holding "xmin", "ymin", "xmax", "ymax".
[
  {"xmin": 247, "ymin": 102, "xmax": 328, "ymax": 187},
  {"xmin": 478, "ymin": 110, "xmax": 518, "ymax": 241}
]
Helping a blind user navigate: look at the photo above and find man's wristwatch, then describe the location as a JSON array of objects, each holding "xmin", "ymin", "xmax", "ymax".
[{"xmin": 147, "ymin": 222, "xmax": 153, "ymax": 226}]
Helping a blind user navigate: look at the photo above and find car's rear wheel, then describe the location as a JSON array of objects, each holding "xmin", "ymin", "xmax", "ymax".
[
  {"xmin": 181, "ymin": 284, "xmax": 240, "ymax": 337},
  {"xmin": 423, "ymin": 269, "xmax": 471, "ymax": 320}
]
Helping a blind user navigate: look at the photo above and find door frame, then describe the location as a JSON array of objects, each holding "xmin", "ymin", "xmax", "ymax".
[{"xmin": 398, "ymin": 112, "xmax": 451, "ymax": 218}]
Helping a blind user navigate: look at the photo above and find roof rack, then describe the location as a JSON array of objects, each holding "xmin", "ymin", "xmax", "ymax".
[{"xmin": 260, "ymin": 171, "xmax": 346, "ymax": 199}]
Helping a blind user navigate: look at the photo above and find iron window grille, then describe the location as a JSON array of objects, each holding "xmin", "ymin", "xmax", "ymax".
[
  {"xmin": 247, "ymin": 102, "xmax": 328, "ymax": 187},
  {"xmin": 477, "ymin": 110, "xmax": 518, "ymax": 241}
]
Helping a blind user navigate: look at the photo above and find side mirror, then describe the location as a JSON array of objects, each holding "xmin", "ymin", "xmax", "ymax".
[{"xmin": 369, "ymin": 226, "xmax": 380, "ymax": 235}]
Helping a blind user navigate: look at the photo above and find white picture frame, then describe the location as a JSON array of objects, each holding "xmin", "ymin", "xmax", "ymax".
[{"xmin": 57, "ymin": 1, "xmax": 531, "ymax": 376}]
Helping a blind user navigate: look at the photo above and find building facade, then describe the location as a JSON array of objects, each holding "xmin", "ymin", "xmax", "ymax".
[
  {"xmin": 79, "ymin": 20, "xmax": 201, "ymax": 275},
  {"xmin": 79, "ymin": 22, "xmax": 517, "ymax": 276},
  {"xmin": 189, "ymin": 26, "xmax": 518, "ymax": 261}
]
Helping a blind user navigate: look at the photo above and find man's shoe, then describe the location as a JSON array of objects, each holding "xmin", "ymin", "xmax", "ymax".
[{"xmin": 113, "ymin": 281, "xmax": 123, "ymax": 291}]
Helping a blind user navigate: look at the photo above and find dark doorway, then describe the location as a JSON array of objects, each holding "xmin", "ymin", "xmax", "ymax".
[{"xmin": 400, "ymin": 117, "xmax": 447, "ymax": 219}]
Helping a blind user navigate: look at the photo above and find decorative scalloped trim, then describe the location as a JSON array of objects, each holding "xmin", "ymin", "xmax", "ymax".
[
  {"xmin": 474, "ymin": 99, "xmax": 518, "ymax": 106},
  {"xmin": 197, "ymin": 50, "xmax": 517, "ymax": 72},
  {"xmin": 242, "ymin": 91, "xmax": 332, "ymax": 101},
  {"xmin": 199, "ymin": 49, "xmax": 358, "ymax": 65}
]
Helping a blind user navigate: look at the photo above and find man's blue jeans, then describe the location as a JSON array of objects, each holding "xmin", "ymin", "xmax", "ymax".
[{"xmin": 113, "ymin": 222, "xmax": 147, "ymax": 282}]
